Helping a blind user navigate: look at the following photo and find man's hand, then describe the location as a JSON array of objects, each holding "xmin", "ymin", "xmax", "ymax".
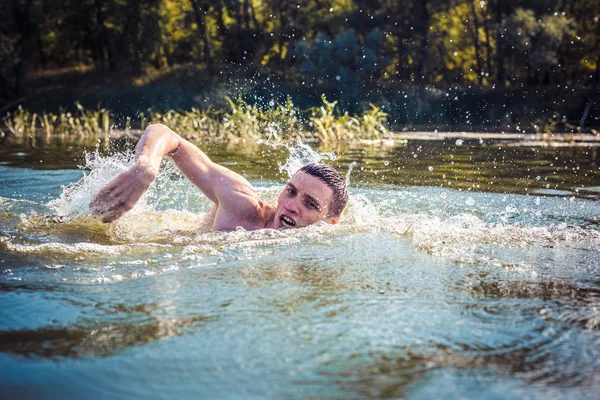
[{"xmin": 90, "ymin": 161, "xmax": 157, "ymax": 223}]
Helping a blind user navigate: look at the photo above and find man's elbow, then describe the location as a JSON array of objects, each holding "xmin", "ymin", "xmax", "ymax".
[
  {"xmin": 145, "ymin": 123, "xmax": 171, "ymax": 133},
  {"xmin": 145, "ymin": 124, "xmax": 179, "ymax": 143}
]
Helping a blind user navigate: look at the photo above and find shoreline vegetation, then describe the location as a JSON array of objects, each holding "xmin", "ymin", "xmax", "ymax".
[
  {"xmin": 2, "ymin": 93, "xmax": 599, "ymax": 146},
  {"xmin": 1, "ymin": 96, "xmax": 391, "ymax": 143},
  {"xmin": 0, "ymin": 0, "xmax": 600, "ymax": 142},
  {"xmin": 2, "ymin": 1, "xmax": 599, "ymax": 146}
]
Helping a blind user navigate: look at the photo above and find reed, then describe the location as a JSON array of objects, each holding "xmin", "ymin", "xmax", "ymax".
[
  {"xmin": 1, "ymin": 97, "xmax": 391, "ymax": 143},
  {"xmin": 307, "ymin": 96, "xmax": 391, "ymax": 142},
  {"xmin": 2, "ymin": 104, "xmax": 112, "ymax": 137}
]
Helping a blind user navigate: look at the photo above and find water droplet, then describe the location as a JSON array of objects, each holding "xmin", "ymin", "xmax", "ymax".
[
  {"xmin": 383, "ymin": 160, "xmax": 389, "ymax": 166},
  {"xmin": 428, "ymin": 166, "xmax": 433, "ymax": 172},
  {"xmin": 455, "ymin": 139, "xmax": 463, "ymax": 146},
  {"xmin": 536, "ymin": 176, "xmax": 541, "ymax": 180}
]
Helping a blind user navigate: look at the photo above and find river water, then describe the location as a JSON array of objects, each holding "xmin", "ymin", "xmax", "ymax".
[{"xmin": 1, "ymin": 136, "xmax": 599, "ymax": 399}]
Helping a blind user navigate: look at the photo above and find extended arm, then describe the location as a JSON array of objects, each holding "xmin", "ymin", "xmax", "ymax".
[{"xmin": 90, "ymin": 124, "xmax": 256, "ymax": 222}]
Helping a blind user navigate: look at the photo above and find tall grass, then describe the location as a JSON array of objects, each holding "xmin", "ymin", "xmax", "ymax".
[
  {"xmin": 308, "ymin": 96, "xmax": 391, "ymax": 142},
  {"xmin": 1, "ymin": 96, "xmax": 391, "ymax": 143},
  {"xmin": 2, "ymin": 103, "xmax": 112, "ymax": 138}
]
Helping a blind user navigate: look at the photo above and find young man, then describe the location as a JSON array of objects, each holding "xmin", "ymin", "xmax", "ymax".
[{"xmin": 90, "ymin": 124, "xmax": 348, "ymax": 231}]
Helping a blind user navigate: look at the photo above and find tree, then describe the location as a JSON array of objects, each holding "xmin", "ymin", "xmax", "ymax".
[
  {"xmin": 0, "ymin": 0, "xmax": 41, "ymax": 100},
  {"xmin": 503, "ymin": 8, "xmax": 573, "ymax": 85}
]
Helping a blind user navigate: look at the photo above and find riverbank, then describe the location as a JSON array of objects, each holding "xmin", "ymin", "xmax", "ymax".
[
  {"xmin": 3, "ymin": 97, "xmax": 600, "ymax": 147},
  {"xmin": 3, "ymin": 66, "xmax": 599, "ymax": 137},
  {"xmin": 391, "ymin": 131, "xmax": 600, "ymax": 147}
]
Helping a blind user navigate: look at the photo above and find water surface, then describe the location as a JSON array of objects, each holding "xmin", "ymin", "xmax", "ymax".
[{"xmin": 0, "ymin": 135, "xmax": 599, "ymax": 399}]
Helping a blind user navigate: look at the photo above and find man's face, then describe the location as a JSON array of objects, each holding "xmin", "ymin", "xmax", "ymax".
[{"xmin": 273, "ymin": 171, "xmax": 339, "ymax": 229}]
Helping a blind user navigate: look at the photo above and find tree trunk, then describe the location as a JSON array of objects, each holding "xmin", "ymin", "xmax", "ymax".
[
  {"xmin": 234, "ymin": 0, "xmax": 242, "ymax": 28},
  {"xmin": 13, "ymin": 0, "xmax": 38, "ymax": 97},
  {"xmin": 242, "ymin": 0, "xmax": 250, "ymax": 30},
  {"xmin": 129, "ymin": 0, "xmax": 143, "ymax": 75},
  {"xmin": 190, "ymin": 0, "xmax": 213, "ymax": 73},
  {"xmin": 468, "ymin": 0, "xmax": 483, "ymax": 85},
  {"xmin": 277, "ymin": 0, "xmax": 286, "ymax": 60},
  {"xmin": 94, "ymin": 0, "xmax": 114, "ymax": 71},
  {"xmin": 214, "ymin": 0, "xmax": 228, "ymax": 36},
  {"xmin": 491, "ymin": 0, "xmax": 505, "ymax": 85},
  {"xmin": 482, "ymin": 6, "xmax": 493, "ymax": 79},
  {"xmin": 412, "ymin": 0, "xmax": 430, "ymax": 86},
  {"xmin": 249, "ymin": 0, "xmax": 260, "ymax": 31}
]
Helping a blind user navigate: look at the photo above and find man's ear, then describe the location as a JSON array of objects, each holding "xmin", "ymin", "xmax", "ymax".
[{"xmin": 329, "ymin": 215, "xmax": 340, "ymax": 225}]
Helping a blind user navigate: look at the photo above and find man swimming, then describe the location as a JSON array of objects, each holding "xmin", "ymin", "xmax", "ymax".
[{"xmin": 90, "ymin": 124, "xmax": 348, "ymax": 231}]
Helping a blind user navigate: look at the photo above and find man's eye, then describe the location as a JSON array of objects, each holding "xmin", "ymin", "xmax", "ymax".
[
  {"xmin": 307, "ymin": 201, "xmax": 317, "ymax": 210},
  {"xmin": 288, "ymin": 188, "xmax": 296, "ymax": 196}
]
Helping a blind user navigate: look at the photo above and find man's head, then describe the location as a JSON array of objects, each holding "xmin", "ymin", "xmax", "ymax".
[{"xmin": 273, "ymin": 163, "xmax": 348, "ymax": 229}]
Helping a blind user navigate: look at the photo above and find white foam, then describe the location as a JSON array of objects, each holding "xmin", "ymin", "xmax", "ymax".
[
  {"xmin": 34, "ymin": 142, "xmax": 600, "ymax": 257},
  {"xmin": 47, "ymin": 149, "xmax": 136, "ymax": 219},
  {"xmin": 3, "ymin": 241, "xmax": 153, "ymax": 255},
  {"xmin": 258, "ymin": 137, "xmax": 336, "ymax": 178}
]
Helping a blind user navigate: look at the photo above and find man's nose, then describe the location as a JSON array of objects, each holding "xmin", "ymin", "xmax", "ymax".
[{"xmin": 285, "ymin": 197, "xmax": 300, "ymax": 214}]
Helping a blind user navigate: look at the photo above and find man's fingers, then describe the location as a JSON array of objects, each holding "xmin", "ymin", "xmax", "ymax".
[
  {"xmin": 89, "ymin": 168, "xmax": 146, "ymax": 223},
  {"xmin": 90, "ymin": 195, "xmax": 115, "ymax": 215},
  {"xmin": 94, "ymin": 196, "xmax": 136, "ymax": 223},
  {"xmin": 90, "ymin": 184, "xmax": 128, "ymax": 214},
  {"xmin": 90, "ymin": 186, "xmax": 113, "ymax": 209},
  {"xmin": 101, "ymin": 209, "xmax": 127, "ymax": 223}
]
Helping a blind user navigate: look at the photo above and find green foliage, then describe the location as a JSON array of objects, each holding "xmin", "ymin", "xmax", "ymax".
[
  {"xmin": 2, "ymin": 105, "xmax": 112, "ymax": 137},
  {"xmin": 2, "ymin": 97, "xmax": 391, "ymax": 143},
  {"xmin": 429, "ymin": 3, "xmax": 484, "ymax": 84},
  {"xmin": 308, "ymin": 96, "xmax": 390, "ymax": 142},
  {"xmin": 295, "ymin": 28, "xmax": 385, "ymax": 106},
  {"xmin": 504, "ymin": 8, "xmax": 574, "ymax": 75},
  {"xmin": 2, "ymin": 0, "xmax": 600, "ymax": 132},
  {"xmin": 2, "ymin": 0, "xmax": 598, "ymax": 93}
]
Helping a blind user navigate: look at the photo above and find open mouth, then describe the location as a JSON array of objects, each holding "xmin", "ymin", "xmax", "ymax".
[{"xmin": 280, "ymin": 215, "xmax": 296, "ymax": 228}]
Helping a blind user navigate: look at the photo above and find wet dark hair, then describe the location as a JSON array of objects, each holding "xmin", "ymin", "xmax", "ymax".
[{"xmin": 299, "ymin": 163, "xmax": 348, "ymax": 217}]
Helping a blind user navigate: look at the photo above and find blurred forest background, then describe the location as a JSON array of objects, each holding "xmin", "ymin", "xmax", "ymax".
[{"xmin": 1, "ymin": 0, "xmax": 599, "ymax": 132}]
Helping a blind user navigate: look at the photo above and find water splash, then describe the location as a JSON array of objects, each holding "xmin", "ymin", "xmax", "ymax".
[
  {"xmin": 345, "ymin": 161, "xmax": 357, "ymax": 187},
  {"xmin": 258, "ymin": 136, "xmax": 336, "ymax": 178},
  {"xmin": 50, "ymin": 136, "xmax": 341, "ymax": 226},
  {"xmin": 47, "ymin": 147, "xmax": 136, "ymax": 220},
  {"xmin": 38, "ymin": 140, "xmax": 600, "ymax": 258}
]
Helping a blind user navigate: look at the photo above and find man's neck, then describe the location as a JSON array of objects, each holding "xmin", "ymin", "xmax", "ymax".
[{"xmin": 263, "ymin": 203, "xmax": 277, "ymax": 229}]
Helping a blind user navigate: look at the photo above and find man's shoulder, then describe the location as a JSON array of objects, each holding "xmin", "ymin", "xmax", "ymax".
[{"xmin": 212, "ymin": 195, "xmax": 275, "ymax": 231}]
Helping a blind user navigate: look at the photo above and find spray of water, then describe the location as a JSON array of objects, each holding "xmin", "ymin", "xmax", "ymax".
[
  {"xmin": 47, "ymin": 146, "xmax": 137, "ymax": 220},
  {"xmin": 345, "ymin": 161, "xmax": 357, "ymax": 187},
  {"xmin": 39, "ymin": 137, "xmax": 600, "ymax": 256},
  {"xmin": 44, "ymin": 138, "xmax": 348, "ymax": 240},
  {"xmin": 258, "ymin": 135, "xmax": 336, "ymax": 178}
]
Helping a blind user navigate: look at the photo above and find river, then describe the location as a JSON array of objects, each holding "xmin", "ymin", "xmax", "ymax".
[{"xmin": 1, "ymin": 135, "xmax": 599, "ymax": 398}]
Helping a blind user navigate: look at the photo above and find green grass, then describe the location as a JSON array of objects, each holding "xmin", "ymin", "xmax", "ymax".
[{"xmin": 1, "ymin": 96, "xmax": 391, "ymax": 143}]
